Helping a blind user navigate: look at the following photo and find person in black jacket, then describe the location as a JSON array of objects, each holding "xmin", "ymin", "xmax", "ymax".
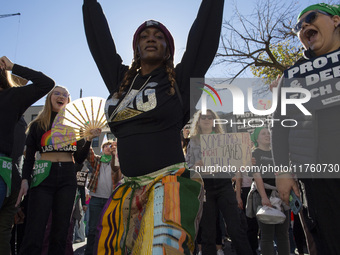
[
  {"xmin": 0, "ymin": 56, "xmax": 54, "ymax": 255},
  {"xmin": 82, "ymin": 0, "xmax": 224, "ymax": 254},
  {"xmin": 272, "ymin": 3, "xmax": 340, "ymax": 254}
]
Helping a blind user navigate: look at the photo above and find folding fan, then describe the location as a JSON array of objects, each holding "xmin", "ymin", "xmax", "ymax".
[{"xmin": 51, "ymin": 97, "xmax": 107, "ymax": 149}]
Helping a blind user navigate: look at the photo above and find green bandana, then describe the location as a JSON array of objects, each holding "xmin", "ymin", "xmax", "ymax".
[
  {"xmin": 298, "ymin": 3, "xmax": 340, "ymax": 20},
  {"xmin": 100, "ymin": 154, "xmax": 112, "ymax": 163},
  {"xmin": 250, "ymin": 127, "xmax": 265, "ymax": 148}
]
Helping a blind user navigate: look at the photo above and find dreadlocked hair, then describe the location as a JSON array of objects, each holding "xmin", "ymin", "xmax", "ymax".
[
  {"xmin": 115, "ymin": 54, "xmax": 176, "ymax": 98},
  {"xmin": 165, "ymin": 58, "xmax": 176, "ymax": 96}
]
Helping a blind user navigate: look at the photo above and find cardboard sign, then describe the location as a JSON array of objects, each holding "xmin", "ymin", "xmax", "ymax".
[
  {"xmin": 283, "ymin": 49, "xmax": 340, "ymax": 111},
  {"xmin": 200, "ymin": 133, "xmax": 252, "ymax": 170}
]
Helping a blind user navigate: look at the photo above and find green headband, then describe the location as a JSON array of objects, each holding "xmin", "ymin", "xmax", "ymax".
[
  {"xmin": 298, "ymin": 3, "xmax": 340, "ymax": 20},
  {"xmin": 250, "ymin": 127, "xmax": 265, "ymax": 148}
]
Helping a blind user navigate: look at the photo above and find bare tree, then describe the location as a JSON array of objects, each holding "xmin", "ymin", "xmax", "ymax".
[{"xmin": 216, "ymin": 0, "xmax": 303, "ymax": 92}]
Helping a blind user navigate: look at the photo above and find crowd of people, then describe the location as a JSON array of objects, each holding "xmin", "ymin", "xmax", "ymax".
[{"xmin": 1, "ymin": 1, "xmax": 340, "ymax": 255}]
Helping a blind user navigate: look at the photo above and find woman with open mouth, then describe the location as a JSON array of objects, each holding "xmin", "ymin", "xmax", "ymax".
[
  {"xmin": 16, "ymin": 86, "xmax": 101, "ymax": 255},
  {"xmin": 272, "ymin": 3, "xmax": 340, "ymax": 255}
]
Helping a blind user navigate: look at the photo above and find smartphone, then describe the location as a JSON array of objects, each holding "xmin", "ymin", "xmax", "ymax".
[{"xmin": 289, "ymin": 190, "xmax": 302, "ymax": 215}]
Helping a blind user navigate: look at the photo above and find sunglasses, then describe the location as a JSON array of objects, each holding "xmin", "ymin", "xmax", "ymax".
[
  {"xmin": 200, "ymin": 115, "xmax": 214, "ymax": 120},
  {"xmin": 53, "ymin": 91, "xmax": 69, "ymax": 98},
  {"xmin": 293, "ymin": 10, "xmax": 332, "ymax": 33}
]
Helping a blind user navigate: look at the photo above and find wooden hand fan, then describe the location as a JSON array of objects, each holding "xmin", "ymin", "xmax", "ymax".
[{"xmin": 51, "ymin": 97, "xmax": 107, "ymax": 149}]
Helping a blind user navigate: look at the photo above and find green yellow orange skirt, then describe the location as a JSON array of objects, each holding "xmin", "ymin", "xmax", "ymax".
[{"xmin": 94, "ymin": 163, "xmax": 203, "ymax": 255}]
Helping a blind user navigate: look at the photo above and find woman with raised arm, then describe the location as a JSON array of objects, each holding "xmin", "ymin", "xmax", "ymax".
[
  {"xmin": 0, "ymin": 56, "xmax": 54, "ymax": 254},
  {"xmin": 83, "ymin": 0, "xmax": 225, "ymax": 254},
  {"xmin": 16, "ymin": 86, "xmax": 100, "ymax": 255}
]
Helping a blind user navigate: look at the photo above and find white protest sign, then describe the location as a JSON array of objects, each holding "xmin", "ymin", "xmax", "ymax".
[{"xmin": 200, "ymin": 133, "xmax": 252, "ymax": 170}]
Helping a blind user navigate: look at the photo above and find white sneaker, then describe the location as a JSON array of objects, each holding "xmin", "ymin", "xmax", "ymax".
[
  {"xmin": 216, "ymin": 249, "xmax": 224, "ymax": 255},
  {"xmin": 197, "ymin": 251, "xmax": 202, "ymax": 255}
]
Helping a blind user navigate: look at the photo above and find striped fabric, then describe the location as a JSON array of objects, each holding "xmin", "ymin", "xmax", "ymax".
[{"xmin": 94, "ymin": 163, "xmax": 203, "ymax": 255}]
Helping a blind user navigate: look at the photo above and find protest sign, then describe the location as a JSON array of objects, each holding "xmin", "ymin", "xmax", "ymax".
[
  {"xmin": 283, "ymin": 49, "xmax": 340, "ymax": 111},
  {"xmin": 200, "ymin": 133, "xmax": 252, "ymax": 171},
  {"xmin": 76, "ymin": 171, "xmax": 88, "ymax": 187}
]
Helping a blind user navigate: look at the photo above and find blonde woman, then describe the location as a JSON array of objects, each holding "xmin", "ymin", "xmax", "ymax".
[
  {"xmin": 16, "ymin": 86, "xmax": 100, "ymax": 255},
  {"xmin": 186, "ymin": 109, "xmax": 223, "ymax": 169},
  {"xmin": 186, "ymin": 109, "xmax": 252, "ymax": 255}
]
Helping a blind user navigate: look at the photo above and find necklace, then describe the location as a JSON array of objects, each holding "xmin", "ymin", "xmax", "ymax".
[{"xmin": 108, "ymin": 73, "xmax": 152, "ymax": 122}]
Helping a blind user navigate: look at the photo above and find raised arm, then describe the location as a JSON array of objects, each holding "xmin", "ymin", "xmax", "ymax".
[
  {"xmin": 178, "ymin": 0, "xmax": 224, "ymax": 78},
  {"xmin": 0, "ymin": 56, "xmax": 54, "ymax": 112},
  {"xmin": 11, "ymin": 65, "xmax": 55, "ymax": 109},
  {"xmin": 82, "ymin": 0, "xmax": 129, "ymax": 94},
  {"xmin": 86, "ymin": 147, "xmax": 101, "ymax": 169},
  {"xmin": 175, "ymin": 0, "xmax": 225, "ymax": 122}
]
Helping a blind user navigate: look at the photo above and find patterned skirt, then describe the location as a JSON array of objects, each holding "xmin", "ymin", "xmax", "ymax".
[{"xmin": 94, "ymin": 163, "xmax": 203, "ymax": 255}]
